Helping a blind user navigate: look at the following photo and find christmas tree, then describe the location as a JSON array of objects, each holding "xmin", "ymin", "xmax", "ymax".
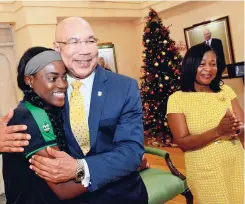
[{"xmin": 140, "ymin": 8, "xmax": 182, "ymax": 146}]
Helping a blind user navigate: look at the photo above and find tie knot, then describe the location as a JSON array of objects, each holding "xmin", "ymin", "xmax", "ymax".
[{"xmin": 71, "ymin": 80, "xmax": 82, "ymax": 90}]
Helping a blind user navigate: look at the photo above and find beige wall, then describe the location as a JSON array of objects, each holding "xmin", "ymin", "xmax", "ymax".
[{"xmin": 87, "ymin": 20, "xmax": 139, "ymax": 78}]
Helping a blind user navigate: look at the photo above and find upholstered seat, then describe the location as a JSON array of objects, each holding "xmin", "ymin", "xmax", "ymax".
[{"xmin": 139, "ymin": 147, "xmax": 193, "ymax": 204}]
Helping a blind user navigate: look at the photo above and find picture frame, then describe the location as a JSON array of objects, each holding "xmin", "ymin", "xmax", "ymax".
[
  {"xmin": 184, "ymin": 16, "xmax": 235, "ymax": 78},
  {"xmin": 227, "ymin": 62, "xmax": 244, "ymax": 79},
  {"xmin": 97, "ymin": 42, "xmax": 118, "ymax": 73}
]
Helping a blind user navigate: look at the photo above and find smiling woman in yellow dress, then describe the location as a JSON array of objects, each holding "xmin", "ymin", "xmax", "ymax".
[{"xmin": 167, "ymin": 43, "xmax": 244, "ymax": 204}]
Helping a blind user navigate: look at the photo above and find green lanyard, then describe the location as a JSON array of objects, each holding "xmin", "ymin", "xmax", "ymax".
[{"xmin": 25, "ymin": 101, "xmax": 56, "ymax": 142}]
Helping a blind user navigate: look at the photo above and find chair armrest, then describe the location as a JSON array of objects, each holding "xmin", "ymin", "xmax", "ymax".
[{"xmin": 145, "ymin": 146, "xmax": 186, "ymax": 180}]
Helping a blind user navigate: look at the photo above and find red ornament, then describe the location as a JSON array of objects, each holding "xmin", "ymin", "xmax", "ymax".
[
  {"xmin": 145, "ymin": 28, "xmax": 150, "ymax": 33},
  {"xmin": 151, "ymin": 91, "xmax": 154, "ymax": 95}
]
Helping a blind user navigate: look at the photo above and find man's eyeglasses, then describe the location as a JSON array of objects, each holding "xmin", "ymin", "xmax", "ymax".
[{"xmin": 56, "ymin": 37, "xmax": 99, "ymax": 47}]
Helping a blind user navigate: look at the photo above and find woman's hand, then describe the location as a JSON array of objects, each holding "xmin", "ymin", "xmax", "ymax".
[{"xmin": 216, "ymin": 109, "xmax": 242, "ymax": 138}]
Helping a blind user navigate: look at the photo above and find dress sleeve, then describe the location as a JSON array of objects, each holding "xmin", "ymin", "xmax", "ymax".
[
  {"xmin": 167, "ymin": 91, "xmax": 183, "ymax": 114},
  {"xmin": 8, "ymin": 106, "xmax": 57, "ymax": 159},
  {"xmin": 223, "ymin": 85, "xmax": 237, "ymax": 101}
]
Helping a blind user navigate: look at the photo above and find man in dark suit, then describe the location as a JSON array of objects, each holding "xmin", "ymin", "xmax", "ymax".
[
  {"xmin": 203, "ymin": 29, "xmax": 226, "ymax": 71},
  {"xmin": 0, "ymin": 17, "xmax": 148, "ymax": 203}
]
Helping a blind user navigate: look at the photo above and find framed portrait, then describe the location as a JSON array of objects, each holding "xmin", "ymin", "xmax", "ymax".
[
  {"xmin": 184, "ymin": 16, "xmax": 235, "ymax": 78},
  {"xmin": 97, "ymin": 42, "xmax": 118, "ymax": 73}
]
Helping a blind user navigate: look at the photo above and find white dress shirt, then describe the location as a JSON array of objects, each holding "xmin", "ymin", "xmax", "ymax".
[
  {"xmin": 206, "ymin": 38, "xmax": 212, "ymax": 46},
  {"xmin": 67, "ymin": 71, "xmax": 95, "ymax": 187}
]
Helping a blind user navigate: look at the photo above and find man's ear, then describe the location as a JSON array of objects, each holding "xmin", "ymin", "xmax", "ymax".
[
  {"xmin": 53, "ymin": 42, "xmax": 61, "ymax": 53},
  {"xmin": 24, "ymin": 76, "xmax": 34, "ymax": 87}
]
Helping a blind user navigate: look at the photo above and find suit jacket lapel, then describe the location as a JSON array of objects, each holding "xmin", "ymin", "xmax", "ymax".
[{"xmin": 89, "ymin": 66, "xmax": 108, "ymax": 152}]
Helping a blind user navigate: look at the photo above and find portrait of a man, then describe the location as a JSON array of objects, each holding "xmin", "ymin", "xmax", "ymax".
[
  {"xmin": 98, "ymin": 57, "xmax": 112, "ymax": 71},
  {"xmin": 203, "ymin": 29, "xmax": 226, "ymax": 72},
  {"xmin": 98, "ymin": 43, "xmax": 118, "ymax": 73},
  {"xmin": 184, "ymin": 16, "xmax": 235, "ymax": 77}
]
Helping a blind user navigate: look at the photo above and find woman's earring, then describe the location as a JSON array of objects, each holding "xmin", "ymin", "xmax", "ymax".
[{"xmin": 29, "ymin": 84, "xmax": 32, "ymax": 88}]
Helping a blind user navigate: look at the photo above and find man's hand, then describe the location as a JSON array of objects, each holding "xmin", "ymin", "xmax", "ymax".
[
  {"xmin": 137, "ymin": 154, "xmax": 150, "ymax": 171},
  {"xmin": 0, "ymin": 109, "xmax": 31, "ymax": 152},
  {"xmin": 29, "ymin": 146, "xmax": 77, "ymax": 183}
]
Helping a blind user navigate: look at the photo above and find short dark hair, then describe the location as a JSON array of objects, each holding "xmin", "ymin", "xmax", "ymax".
[
  {"xmin": 180, "ymin": 43, "xmax": 223, "ymax": 92},
  {"xmin": 17, "ymin": 46, "xmax": 53, "ymax": 93}
]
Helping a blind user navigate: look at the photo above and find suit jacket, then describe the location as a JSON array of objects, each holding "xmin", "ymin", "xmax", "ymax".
[
  {"xmin": 204, "ymin": 38, "xmax": 226, "ymax": 71},
  {"xmin": 62, "ymin": 65, "xmax": 147, "ymax": 203}
]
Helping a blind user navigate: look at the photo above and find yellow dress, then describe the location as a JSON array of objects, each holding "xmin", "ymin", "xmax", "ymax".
[{"xmin": 167, "ymin": 85, "xmax": 244, "ymax": 204}]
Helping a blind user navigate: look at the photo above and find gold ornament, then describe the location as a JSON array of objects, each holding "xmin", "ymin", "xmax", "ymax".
[
  {"xmin": 164, "ymin": 122, "xmax": 168, "ymax": 126},
  {"xmin": 161, "ymin": 51, "xmax": 166, "ymax": 55},
  {"xmin": 165, "ymin": 76, "xmax": 169, "ymax": 80},
  {"xmin": 146, "ymin": 39, "xmax": 150, "ymax": 43},
  {"xmin": 155, "ymin": 74, "xmax": 159, "ymax": 78},
  {"xmin": 142, "ymin": 53, "xmax": 146, "ymax": 57},
  {"xmin": 163, "ymin": 40, "xmax": 168, "ymax": 44},
  {"xmin": 159, "ymin": 83, "xmax": 163, "ymax": 88},
  {"xmin": 154, "ymin": 62, "xmax": 159, "ymax": 67},
  {"xmin": 168, "ymin": 61, "xmax": 172, "ymax": 65},
  {"xmin": 174, "ymin": 56, "xmax": 177, "ymax": 60},
  {"xmin": 178, "ymin": 76, "xmax": 180, "ymax": 80}
]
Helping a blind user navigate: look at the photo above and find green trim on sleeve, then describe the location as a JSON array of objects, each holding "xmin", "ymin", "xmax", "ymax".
[
  {"xmin": 24, "ymin": 101, "xmax": 56, "ymax": 142},
  {"xmin": 25, "ymin": 143, "xmax": 57, "ymax": 159}
]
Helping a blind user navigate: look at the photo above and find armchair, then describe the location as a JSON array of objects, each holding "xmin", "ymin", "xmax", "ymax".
[{"xmin": 139, "ymin": 147, "xmax": 193, "ymax": 204}]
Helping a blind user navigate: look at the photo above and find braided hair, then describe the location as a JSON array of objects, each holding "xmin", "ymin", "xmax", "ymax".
[{"xmin": 17, "ymin": 46, "xmax": 69, "ymax": 153}]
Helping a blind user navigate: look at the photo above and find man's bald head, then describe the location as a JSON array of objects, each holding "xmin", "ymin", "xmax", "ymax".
[
  {"xmin": 55, "ymin": 17, "xmax": 93, "ymax": 42},
  {"xmin": 204, "ymin": 29, "xmax": 211, "ymax": 41}
]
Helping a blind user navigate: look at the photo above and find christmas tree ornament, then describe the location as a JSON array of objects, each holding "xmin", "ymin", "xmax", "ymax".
[
  {"xmin": 154, "ymin": 62, "xmax": 159, "ymax": 67},
  {"xmin": 161, "ymin": 51, "xmax": 166, "ymax": 55},
  {"xmin": 165, "ymin": 76, "xmax": 170, "ymax": 80}
]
